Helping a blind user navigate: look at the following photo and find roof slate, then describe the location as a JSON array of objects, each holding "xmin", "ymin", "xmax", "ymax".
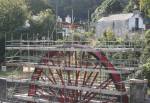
[{"xmin": 98, "ymin": 13, "xmax": 134, "ymax": 22}]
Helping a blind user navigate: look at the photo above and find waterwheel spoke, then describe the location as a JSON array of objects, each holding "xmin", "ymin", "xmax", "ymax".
[
  {"xmin": 28, "ymin": 45, "xmax": 128, "ymax": 103},
  {"xmin": 83, "ymin": 79, "xmax": 112, "ymax": 102}
]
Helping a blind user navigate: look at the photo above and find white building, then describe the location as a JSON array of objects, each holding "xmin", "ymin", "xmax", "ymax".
[
  {"xmin": 65, "ymin": 15, "xmax": 72, "ymax": 23},
  {"xmin": 96, "ymin": 12, "xmax": 145, "ymax": 37},
  {"xmin": 57, "ymin": 16, "xmax": 62, "ymax": 22}
]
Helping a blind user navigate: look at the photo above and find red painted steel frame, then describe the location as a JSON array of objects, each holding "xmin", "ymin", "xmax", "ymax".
[{"xmin": 28, "ymin": 45, "xmax": 128, "ymax": 103}]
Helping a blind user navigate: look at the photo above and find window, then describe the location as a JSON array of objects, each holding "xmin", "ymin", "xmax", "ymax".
[{"xmin": 135, "ymin": 18, "xmax": 139, "ymax": 30}]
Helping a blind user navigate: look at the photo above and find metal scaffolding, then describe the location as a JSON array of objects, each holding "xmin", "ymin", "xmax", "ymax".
[{"xmin": 2, "ymin": 34, "xmax": 144, "ymax": 103}]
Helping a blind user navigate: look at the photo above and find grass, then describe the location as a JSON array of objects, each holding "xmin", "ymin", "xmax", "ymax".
[
  {"xmin": 0, "ymin": 71, "xmax": 13, "ymax": 77},
  {"xmin": 0, "ymin": 69, "xmax": 22, "ymax": 77}
]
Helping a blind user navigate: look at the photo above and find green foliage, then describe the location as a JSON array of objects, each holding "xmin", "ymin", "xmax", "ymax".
[
  {"xmin": 27, "ymin": 0, "xmax": 51, "ymax": 14},
  {"xmin": 84, "ymin": 32, "xmax": 94, "ymax": 38},
  {"xmin": 124, "ymin": 0, "xmax": 140, "ymax": 13},
  {"xmin": 92, "ymin": 0, "xmax": 123, "ymax": 21},
  {"xmin": 142, "ymin": 30, "xmax": 150, "ymax": 86},
  {"xmin": 73, "ymin": 33, "xmax": 82, "ymax": 41},
  {"xmin": 139, "ymin": 0, "xmax": 150, "ymax": 17},
  {"xmin": 142, "ymin": 30, "xmax": 150, "ymax": 62},
  {"xmin": 0, "ymin": 0, "xmax": 29, "ymax": 64},
  {"xmin": 143, "ymin": 60, "xmax": 150, "ymax": 86},
  {"xmin": 124, "ymin": 0, "xmax": 134, "ymax": 12},
  {"xmin": 0, "ymin": 0, "xmax": 56, "ymax": 36},
  {"xmin": 102, "ymin": 29, "xmax": 116, "ymax": 41},
  {"xmin": 22, "ymin": 0, "xmax": 56, "ymax": 36},
  {"xmin": 66, "ymin": 33, "xmax": 86, "ymax": 42},
  {"xmin": 0, "ymin": 0, "xmax": 56, "ymax": 63},
  {"xmin": 0, "ymin": 68, "xmax": 22, "ymax": 77},
  {"xmin": 97, "ymin": 32, "xmax": 142, "ymax": 60},
  {"xmin": 29, "ymin": 9, "xmax": 55, "ymax": 34},
  {"xmin": 0, "ymin": 0, "xmax": 29, "ymax": 33}
]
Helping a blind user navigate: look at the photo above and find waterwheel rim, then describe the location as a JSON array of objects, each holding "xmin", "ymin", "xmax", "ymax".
[{"xmin": 28, "ymin": 44, "xmax": 128, "ymax": 103}]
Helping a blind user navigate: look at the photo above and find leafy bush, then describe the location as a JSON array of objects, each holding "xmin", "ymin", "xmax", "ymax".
[
  {"xmin": 0, "ymin": 0, "xmax": 29, "ymax": 33},
  {"xmin": 142, "ymin": 30, "xmax": 150, "ymax": 86},
  {"xmin": 92, "ymin": 0, "xmax": 123, "ymax": 21}
]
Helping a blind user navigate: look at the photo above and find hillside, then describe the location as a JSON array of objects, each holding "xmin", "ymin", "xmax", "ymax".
[
  {"xmin": 48, "ymin": 0, "xmax": 102, "ymax": 21},
  {"xmin": 92, "ymin": 0, "xmax": 129, "ymax": 21},
  {"xmin": 91, "ymin": 0, "xmax": 150, "ymax": 21}
]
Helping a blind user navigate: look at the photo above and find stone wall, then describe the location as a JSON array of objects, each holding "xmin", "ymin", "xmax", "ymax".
[
  {"xmin": 0, "ymin": 78, "xmax": 7, "ymax": 101},
  {"xmin": 130, "ymin": 79, "xmax": 148, "ymax": 103}
]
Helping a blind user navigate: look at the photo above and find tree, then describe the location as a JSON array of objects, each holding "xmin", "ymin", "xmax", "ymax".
[
  {"xmin": 142, "ymin": 30, "xmax": 150, "ymax": 62},
  {"xmin": 143, "ymin": 60, "xmax": 150, "ymax": 86},
  {"xmin": 92, "ymin": 0, "xmax": 123, "ymax": 21},
  {"xmin": 0, "ymin": 0, "xmax": 29, "ymax": 64},
  {"xmin": 139, "ymin": 0, "xmax": 150, "ymax": 17},
  {"xmin": 124, "ymin": 0, "xmax": 135, "ymax": 12},
  {"xmin": 142, "ymin": 30, "xmax": 150, "ymax": 86},
  {"xmin": 0, "ymin": 0, "xmax": 29, "ymax": 35},
  {"xmin": 29, "ymin": 9, "xmax": 55, "ymax": 35},
  {"xmin": 124, "ymin": 0, "xmax": 141, "ymax": 13},
  {"xmin": 27, "ymin": 0, "xmax": 52, "ymax": 14}
]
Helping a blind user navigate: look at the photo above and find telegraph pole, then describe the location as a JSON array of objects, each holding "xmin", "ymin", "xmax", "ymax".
[
  {"xmin": 71, "ymin": 0, "xmax": 74, "ymax": 43},
  {"xmin": 56, "ymin": 0, "xmax": 58, "ymax": 40},
  {"xmin": 88, "ymin": 8, "xmax": 90, "ymax": 31}
]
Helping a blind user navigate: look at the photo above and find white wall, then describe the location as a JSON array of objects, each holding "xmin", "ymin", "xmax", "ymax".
[
  {"xmin": 128, "ymin": 14, "xmax": 145, "ymax": 30},
  {"xmin": 96, "ymin": 20, "xmax": 129, "ymax": 37},
  {"xmin": 96, "ymin": 21, "xmax": 109, "ymax": 37},
  {"xmin": 96, "ymin": 14, "xmax": 145, "ymax": 38}
]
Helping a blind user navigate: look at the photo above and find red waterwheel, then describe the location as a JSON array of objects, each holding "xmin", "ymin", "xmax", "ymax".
[{"xmin": 28, "ymin": 44, "xmax": 128, "ymax": 103}]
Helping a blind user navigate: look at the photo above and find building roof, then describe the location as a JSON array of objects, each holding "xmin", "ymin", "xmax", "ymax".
[{"xmin": 98, "ymin": 13, "xmax": 134, "ymax": 22}]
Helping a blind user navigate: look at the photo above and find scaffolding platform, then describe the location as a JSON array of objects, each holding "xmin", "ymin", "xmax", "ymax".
[
  {"xmin": 4, "ymin": 39, "xmax": 144, "ymax": 103},
  {"xmin": 12, "ymin": 94, "xmax": 49, "ymax": 103},
  {"xmin": 6, "ymin": 46, "xmax": 142, "ymax": 52},
  {"xmin": 12, "ymin": 93, "xmax": 117, "ymax": 103},
  {"xmin": 5, "ymin": 40, "xmax": 143, "ymax": 52},
  {"xmin": 5, "ymin": 62, "xmax": 139, "ymax": 74},
  {"xmin": 6, "ymin": 78, "xmax": 127, "ymax": 96}
]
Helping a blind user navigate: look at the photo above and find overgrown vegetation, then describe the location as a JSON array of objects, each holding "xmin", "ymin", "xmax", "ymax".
[
  {"xmin": 139, "ymin": 0, "xmax": 150, "ymax": 17},
  {"xmin": 92, "ymin": 0, "xmax": 126, "ymax": 21},
  {"xmin": 0, "ymin": 0, "xmax": 150, "ymax": 86},
  {"xmin": 96, "ymin": 29, "xmax": 150, "ymax": 86},
  {"xmin": 92, "ymin": 0, "xmax": 150, "ymax": 21},
  {"xmin": 0, "ymin": 0, "xmax": 29, "ymax": 35},
  {"xmin": 0, "ymin": 0, "xmax": 55, "ymax": 38},
  {"xmin": 29, "ymin": 9, "xmax": 55, "ymax": 35},
  {"xmin": 142, "ymin": 30, "xmax": 150, "ymax": 86},
  {"xmin": 0, "ymin": 0, "xmax": 56, "ymax": 64},
  {"xmin": 96, "ymin": 29, "xmax": 142, "ymax": 70}
]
